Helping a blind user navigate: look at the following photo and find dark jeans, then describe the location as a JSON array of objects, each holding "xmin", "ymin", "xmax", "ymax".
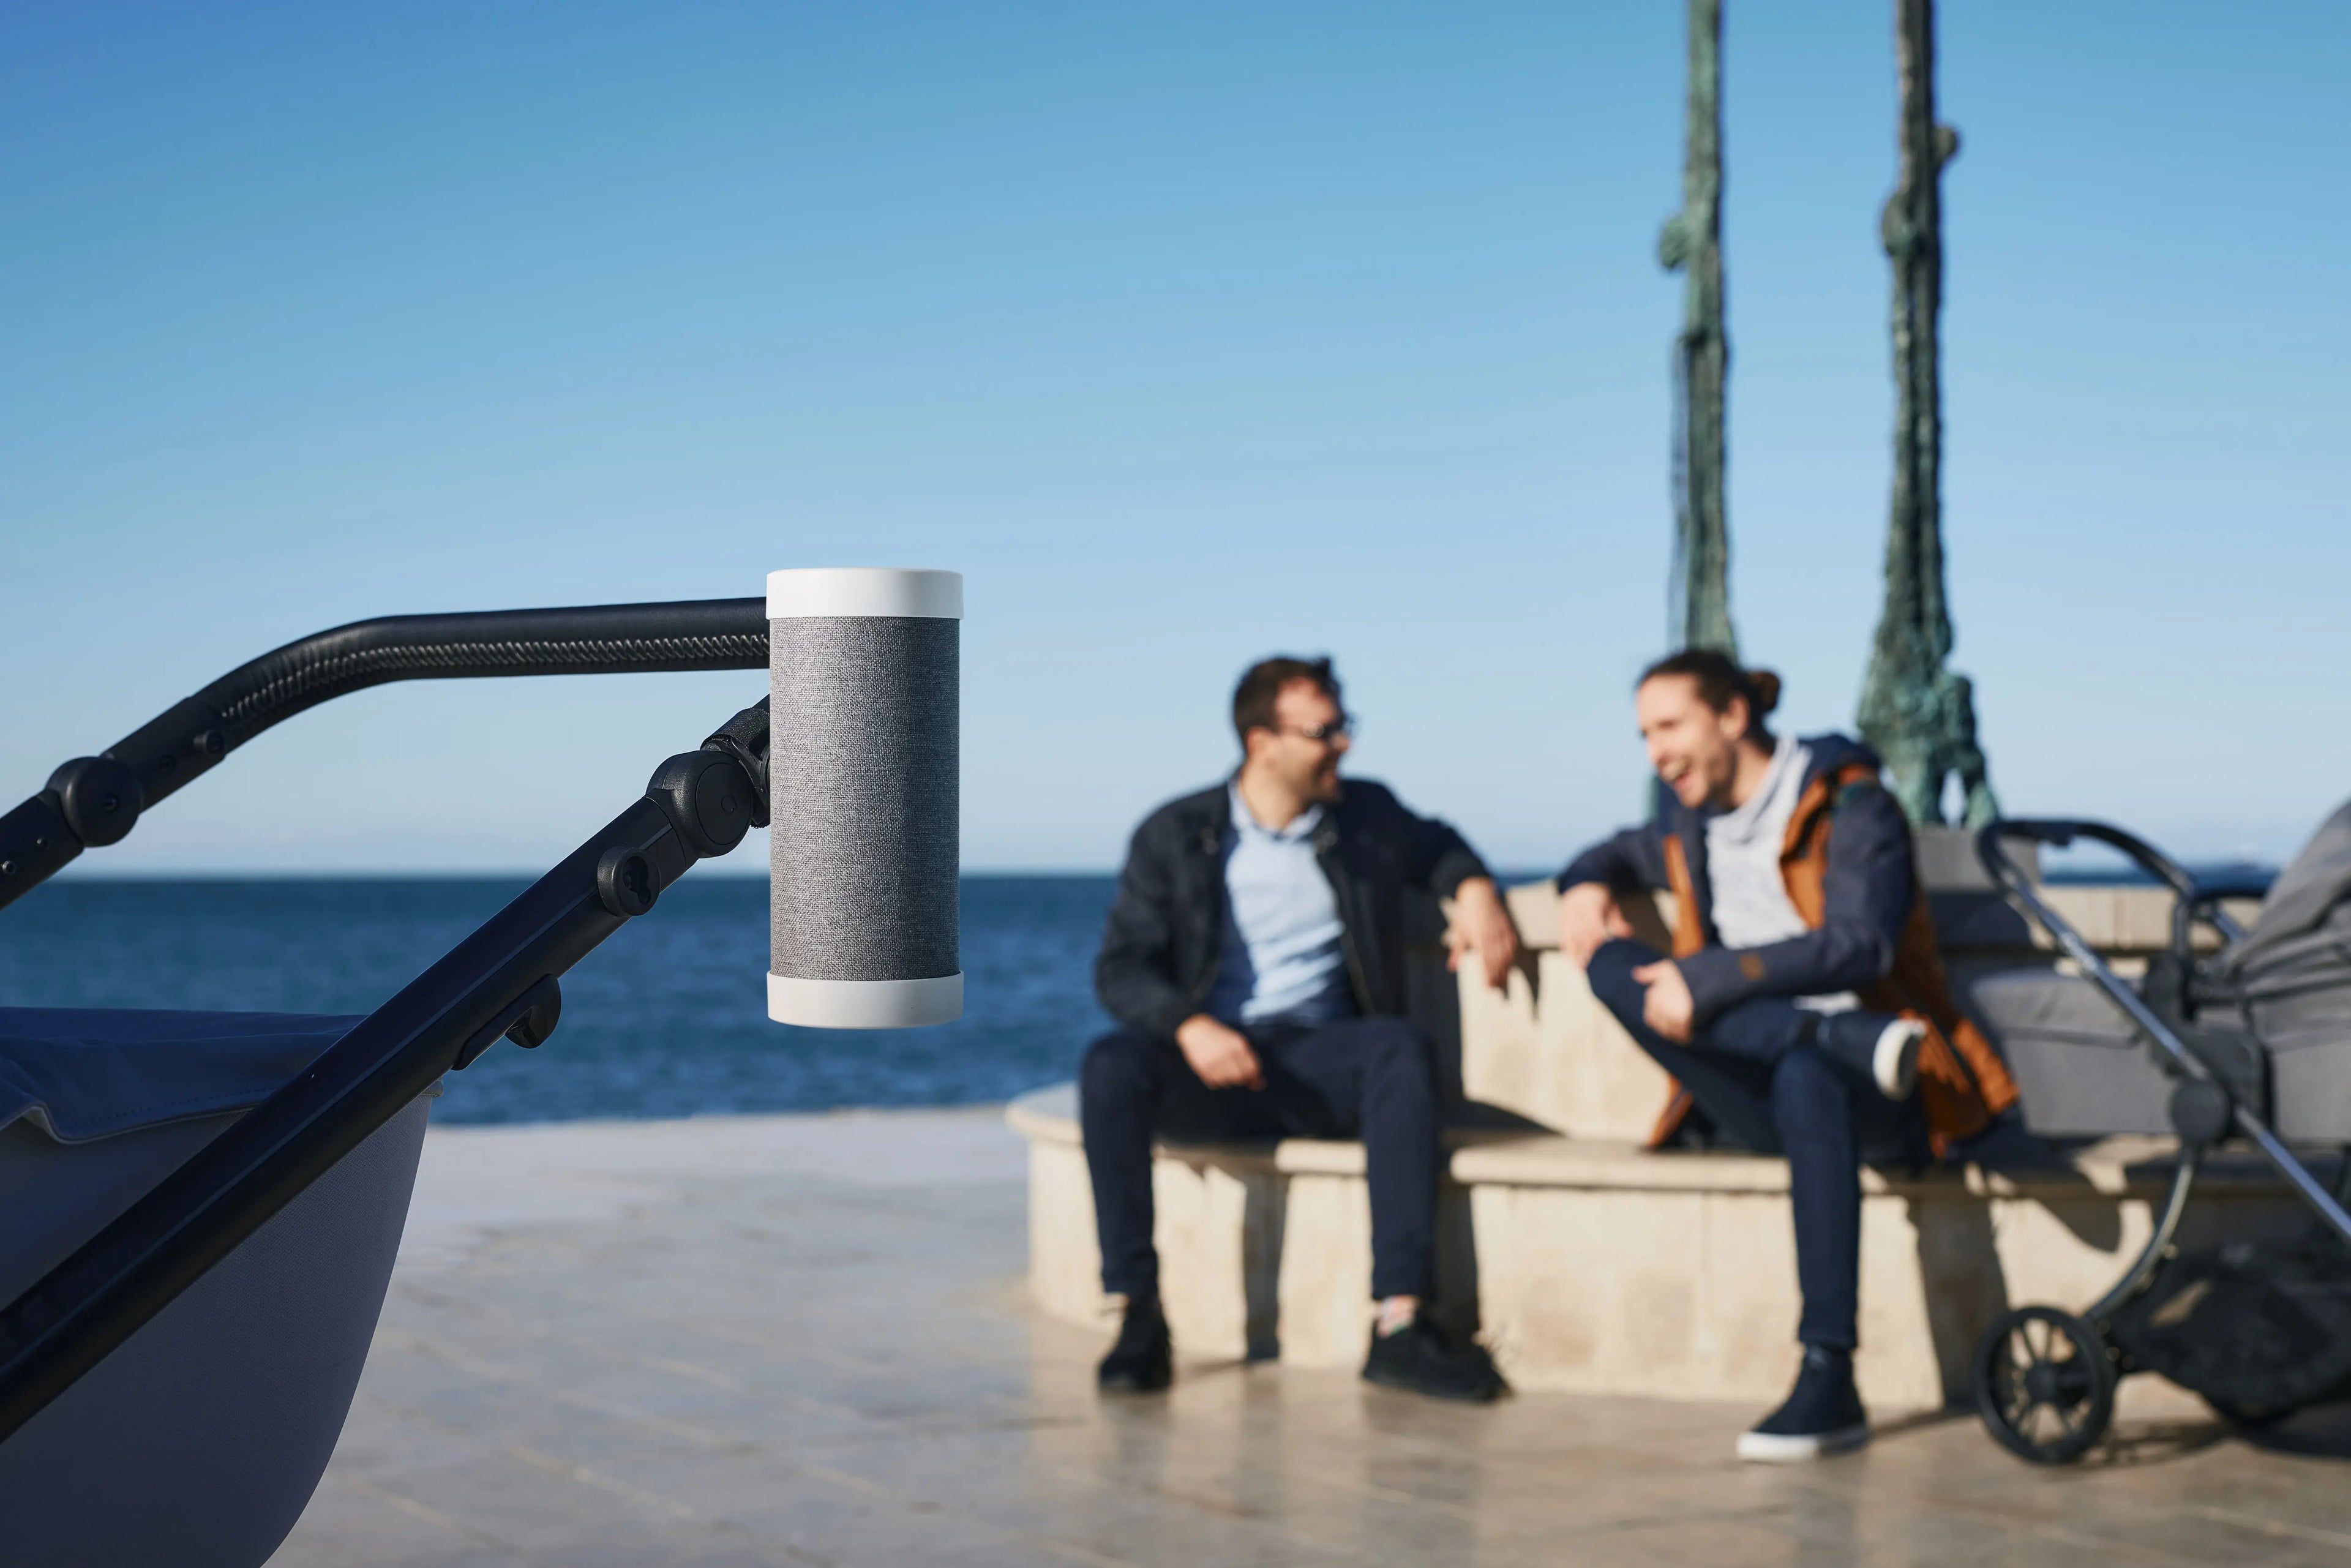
[
  {"xmin": 1586, "ymin": 938, "xmax": 1911, "ymax": 1351},
  {"xmin": 1078, "ymin": 1015, "xmax": 1441, "ymax": 1304}
]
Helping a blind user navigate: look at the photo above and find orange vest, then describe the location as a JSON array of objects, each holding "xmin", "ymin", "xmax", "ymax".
[{"xmin": 1648, "ymin": 760, "xmax": 2019, "ymax": 1157}]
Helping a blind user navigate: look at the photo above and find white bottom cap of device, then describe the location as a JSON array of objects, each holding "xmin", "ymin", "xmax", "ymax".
[{"xmin": 767, "ymin": 972, "xmax": 964, "ymax": 1029}]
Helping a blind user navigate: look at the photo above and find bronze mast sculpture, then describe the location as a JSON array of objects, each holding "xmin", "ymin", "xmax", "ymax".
[
  {"xmin": 1857, "ymin": 0, "xmax": 1997, "ymax": 826},
  {"xmin": 1660, "ymin": 0, "xmax": 1735, "ymax": 655}
]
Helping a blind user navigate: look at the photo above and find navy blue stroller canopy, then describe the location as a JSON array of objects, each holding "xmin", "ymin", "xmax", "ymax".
[
  {"xmin": 0, "ymin": 1010, "xmax": 433, "ymax": 1568},
  {"xmin": 0, "ymin": 1008, "xmax": 361, "ymax": 1144}
]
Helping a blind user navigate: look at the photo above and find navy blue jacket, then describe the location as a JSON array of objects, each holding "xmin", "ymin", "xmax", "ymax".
[
  {"xmin": 1554, "ymin": 733, "xmax": 1917, "ymax": 1024},
  {"xmin": 1095, "ymin": 778, "xmax": 1489, "ymax": 1041}
]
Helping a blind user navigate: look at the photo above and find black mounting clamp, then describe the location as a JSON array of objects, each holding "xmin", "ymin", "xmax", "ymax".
[{"xmin": 47, "ymin": 757, "xmax": 144, "ymax": 847}]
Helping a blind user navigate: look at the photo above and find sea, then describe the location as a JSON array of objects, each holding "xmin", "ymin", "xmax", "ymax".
[
  {"xmin": 1, "ymin": 857, "xmax": 2274, "ymax": 1128},
  {"xmin": 0, "ymin": 874, "xmax": 1116, "ymax": 1125}
]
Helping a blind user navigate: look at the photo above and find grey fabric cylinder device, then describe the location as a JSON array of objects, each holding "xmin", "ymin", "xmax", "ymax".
[{"xmin": 767, "ymin": 569, "xmax": 962, "ymax": 1028}]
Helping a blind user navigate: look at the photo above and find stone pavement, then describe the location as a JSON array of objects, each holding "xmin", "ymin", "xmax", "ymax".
[{"xmin": 271, "ymin": 1108, "xmax": 2351, "ymax": 1568}]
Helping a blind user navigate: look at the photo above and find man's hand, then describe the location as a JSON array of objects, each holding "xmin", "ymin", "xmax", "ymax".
[
  {"xmin": 1446, "ymin": 876, "xmax": 1522, "ymax": 991},
  {"xmin": 1631, "ymin": 959, "xmax": 1695, "ymax": 1043},
  {"xmin": 1558, "ymin": 881, "xmax": 1634, "ymax": 969},
  {"xmin": 1175, "ymin": 1015, "xmax": 1264, "ymax": 1090}
]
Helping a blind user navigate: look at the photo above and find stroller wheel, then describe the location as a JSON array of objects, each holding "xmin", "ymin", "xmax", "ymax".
[{"xmin": 1975, "ymin": 1307, "xmax": 2116, "ymax": 1465}]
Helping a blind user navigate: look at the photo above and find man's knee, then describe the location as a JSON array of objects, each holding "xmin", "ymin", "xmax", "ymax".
[
  {"xmin": 1079, "ymin": 1028, "xmax": 1161, "ymax": 1111},
  {"xmin": 1354, "ymin": 1016, "xmax": 1435, "ymax": 1088},
  {"xmin": 1770, "ymin": 1047, "xmax": 1850, "ymax": 1133},
  {"xmin": 1585, "ymin": 937, "xmax": 1660, "ymax": 1022}
]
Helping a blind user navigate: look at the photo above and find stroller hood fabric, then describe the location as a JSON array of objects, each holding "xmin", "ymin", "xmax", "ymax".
[
  {"xmin": 1971, "ymin": 795, "xmax": 2351, "ymax": 1142},
  {"xmin": 0, "ymin": 1008, "xmax": 362, "ymax": 1144},
  {"xmin": 2220, "ymin": 798, "xmax": 2351, "ymax": 1081},
  {"xmin": 2230, "ymin": 797, "xmax": 2351, "ymax": 975}
]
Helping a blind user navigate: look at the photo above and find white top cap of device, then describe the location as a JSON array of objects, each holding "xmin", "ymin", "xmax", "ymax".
[{"xmin": 767, "ymin": 568, "xmax": 962, "ymax": 620}]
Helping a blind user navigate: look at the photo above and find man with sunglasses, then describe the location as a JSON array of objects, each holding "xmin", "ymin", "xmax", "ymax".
[{"xmin": 1081, "ymin": 655, "xmax": 1520, "ymax": 1402}]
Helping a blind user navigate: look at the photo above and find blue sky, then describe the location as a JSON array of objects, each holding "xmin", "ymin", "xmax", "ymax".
[{"xmin": 3, "ymin": 1, "xmax": 2343, "ymax": 876}]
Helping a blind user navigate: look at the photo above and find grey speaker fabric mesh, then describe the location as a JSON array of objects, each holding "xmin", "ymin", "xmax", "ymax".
[{"xmin": 770, "ymin": 616, "xmax": 959, "ymax": 981}]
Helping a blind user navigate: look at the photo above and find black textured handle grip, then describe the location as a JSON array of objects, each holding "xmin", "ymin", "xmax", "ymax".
[
  {"xmin": 189, "ymin": 599, "xmax": 767, "ymax": 749},
  {"xmin": 0, "ymin": 598, "xmax": 767, "ymax": 914}
]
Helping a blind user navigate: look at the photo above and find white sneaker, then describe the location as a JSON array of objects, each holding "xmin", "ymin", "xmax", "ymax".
[
  {"xmin": 1736, "ymin": 1421, "xmax": 1873, "ymax": 1464},
  {"xmin": 1873, "ymin": 1018, "xmax": 1927, "ymax": 1101},
  {"xmin": 1735, "ymin": 1346, "xmax": 1872, "ymax": 1463}
]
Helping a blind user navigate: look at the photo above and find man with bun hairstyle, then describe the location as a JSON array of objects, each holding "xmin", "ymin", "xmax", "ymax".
[
  {"xmin": 1082, "ymin": 655, "xmax": 1519, "ymax": 1403},
  {"xmin": 1555, "ymin": 650, "xmax": 2017, "ymax": 1461}
]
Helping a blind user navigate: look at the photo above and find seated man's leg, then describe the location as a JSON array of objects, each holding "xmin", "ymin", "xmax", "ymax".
[
  {"xmin": 1588, "ymin": 940, "xmax": 1921, "ymax": 1106},
  {"xmin": 1765, "ymin": 1051, "xmax": 1914, "ymax": 1345},
  {"xmin": 1588, "ymin": 939, "xmax": 1872, "ymax": 1456},
  {"xmin": 1079, "ymin": 1026, "xmax": 1297, "ymax": 1395},
  {"xmin": 1589, "ymin": 940, "xmax": 1867, "ymax": 1345},
  {"xmin": 1261, "ymin": 1016, "xmax": 1439, "ymax": 1302},
  {"xmin": 1586, "ymin": 938, "xmax": 1783, "ymax": 1151},
  {"xmin": 1731, "ymin": 1048, "xmax": 1873, "ymax": 1461},
  {"xmin": 1266, "ymin": 1016, "xmax": 1503, "ymax": 1401},
  {"xmin": 1771, "ymin": 1049, "xmax": 1861, "ymax": 1353},
  {"xmin": 1077, "ymin": 1029, "xmax": 1172, "ymax": 1306},
  {"xmin": 1078, "ymin": 1027, "xmax": 1254, "ymax": 1304}
]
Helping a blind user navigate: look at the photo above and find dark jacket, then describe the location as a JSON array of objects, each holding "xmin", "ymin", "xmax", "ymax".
[
  {"xmin": 1095, "ymin": 778, "xmax": 1490, "ymax": 1040},
  {"xmin": 1556, "ymin": 732, "xmax": 2019, "ymax": 1153},
  {"xmin": 1555, "ymin": 733, "xmax": 1913, "ymax": 1023}
]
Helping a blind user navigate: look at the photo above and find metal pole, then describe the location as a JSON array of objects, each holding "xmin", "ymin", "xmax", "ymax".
[
  {"xmin": 1856, "ymin": 0, "xmax": 1997, "ymax": 826},
  {"xmin": 1660, "ymin": 0, "xmax": 1735, "ymax": 656}
]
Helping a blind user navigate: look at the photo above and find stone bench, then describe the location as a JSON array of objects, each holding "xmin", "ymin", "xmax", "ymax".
[
  {"xmin": 1011, "ymin": 1087, "xmax": 2319, "ymax": 1413},
  {"xmin": 1011, "ymin": 833, "xmax": 2293, "ymax": 1414}
]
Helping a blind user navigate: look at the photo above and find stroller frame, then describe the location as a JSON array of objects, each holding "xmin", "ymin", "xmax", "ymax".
[
  {"xmin": 0, "ymin": 599, "xmax": 774, "ymax": 1456},
  {"xmin": 1971, "ymin": 819, "xmax": 2351, "ymax": 1463}
]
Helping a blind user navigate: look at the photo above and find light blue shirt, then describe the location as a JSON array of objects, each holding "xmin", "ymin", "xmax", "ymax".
[{"xmin": 1203, "ymin": 783, "xmax": 1356, "ymax": 1026}]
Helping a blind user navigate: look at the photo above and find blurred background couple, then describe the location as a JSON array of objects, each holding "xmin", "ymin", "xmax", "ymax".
[{"xmin": 1076, "ymin": 648, "xmax": 2016, "ymax": 1464}]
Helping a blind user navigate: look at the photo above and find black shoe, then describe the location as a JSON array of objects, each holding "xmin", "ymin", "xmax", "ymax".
[
  {"xmin": 1361, "ymin": 1316, "xmax": 1507, "ymax": 1403},
  {"xmin": 1096, "ymin": 1299, "xmax": 1172, "ymax": 1394},
  {"xmin": 1737, "ymin": 1346, "xmax": 1870, "ymax": 1462}
]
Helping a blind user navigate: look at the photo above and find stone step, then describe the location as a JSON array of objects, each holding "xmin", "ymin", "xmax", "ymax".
[{"xmin": 1010, "ymin": 1085, "xmax": 2325, "ymax": 1415}]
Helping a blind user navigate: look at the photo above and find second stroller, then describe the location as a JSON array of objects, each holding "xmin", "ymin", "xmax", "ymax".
[{"xmin": 1966, "ymin": 799, "xmax": 2351, "ymax": 1461}]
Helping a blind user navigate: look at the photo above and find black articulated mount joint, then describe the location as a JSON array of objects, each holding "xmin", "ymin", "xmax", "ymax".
[
  {"xmin": 648, "ymin": 749, "xmax": 758, "ymax": 858},
  {"xmin": 700, "ymin": 697, "xmax": 771, "ymax": 828},
  {"xmin": 606, "ymin": 710, "xmax": 765, "ymax": 912},
  {"xmin": 47, "ymin": 756, "xmax": 144, "ymax": 847},
  {"xmin": 0, "ymin": 598, "xmax": 767, "ymax": 915}
]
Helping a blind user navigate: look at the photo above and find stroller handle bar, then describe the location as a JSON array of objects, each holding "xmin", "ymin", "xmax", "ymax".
[
  {"xmin": 1976, "ymin": 818, "xmax": 2251, "ymax": 950},
  {"xmin": 1976, "ymin": 818, "xmax": 2351, "ymax": 1251},
  {"xmin": 0, "ymin": 598, "xmax": 768, "ymax": 915},
  {"xmin": 1977, "ymin": 817, "xmax": 2197, "ymax": 898},
  {"xmin": 1974, "ymin": 820, "xmax": 2214, "ymax": 1085}
]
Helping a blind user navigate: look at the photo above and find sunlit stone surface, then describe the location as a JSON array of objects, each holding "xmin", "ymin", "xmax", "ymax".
[{"xmin": 273, "ymin": 1108, "xmax": 2351, "ymax": 1568}]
